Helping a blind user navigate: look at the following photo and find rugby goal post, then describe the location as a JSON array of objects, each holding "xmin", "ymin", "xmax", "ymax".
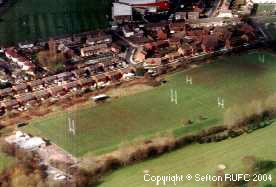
[
  {"xmin": 217, "ymin": 97, "xmax": 224, "ymax": 109},
  {"xmin": 186, "ymin": 76, "xmax": 193, "ymax": 85}
]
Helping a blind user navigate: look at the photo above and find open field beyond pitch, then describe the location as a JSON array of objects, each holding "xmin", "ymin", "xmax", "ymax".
[
  {"xmin": 0, "ymin": 0, "xmax": 111, "ymax": 45},
  {"xmin": 98, "ymin": 122, "xmax": 276, "ymax": 187},
  {"xmin": 23, "ymin": 51, "xmax": 276, "ymax": 157}
]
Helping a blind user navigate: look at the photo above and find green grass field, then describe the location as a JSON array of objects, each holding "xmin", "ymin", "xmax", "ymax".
[
  {"xmin": 0, "ymin": 151, "xmax": 14, "ymax": 171},
  {"xmin": 98, "ymin": 122, "xmax": 276, "ymax": 187},
  {"xmin": 256, "ymin": 4, "xmax": 276, "ymax": 15},
  {"xmin": 0, "ymin": 0, "xmax": 111, "ymax": 45},
  {"xmin": 22, "ymin": 51, "xmax": 276, "ymax": 157}
]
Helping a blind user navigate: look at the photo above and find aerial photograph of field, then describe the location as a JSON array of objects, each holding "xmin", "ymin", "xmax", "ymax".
[
  {"xmin": 0, "ymin": 0, "xmax": 276, "ymax": 187},
  {"xmin": 23, "ymin": 51, "xmax": 276, "ymax": 157}
]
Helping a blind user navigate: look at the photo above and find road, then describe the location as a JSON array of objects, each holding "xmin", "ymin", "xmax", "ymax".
[{"xmin": 206, "ymin": 0, "xmax": 223, "ymax": 17}]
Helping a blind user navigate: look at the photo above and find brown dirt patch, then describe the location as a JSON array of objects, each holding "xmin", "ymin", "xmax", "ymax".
[{"xmin": 107, "ymin": 84, "xmax": 153, "ymax": 98}]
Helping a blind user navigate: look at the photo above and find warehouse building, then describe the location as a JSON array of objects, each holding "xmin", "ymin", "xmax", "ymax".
[{"xmin": 112, "ymin": 2, "xmax": 133, "ymax": 22}]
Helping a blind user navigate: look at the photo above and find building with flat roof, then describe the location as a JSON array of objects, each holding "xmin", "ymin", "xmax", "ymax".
[
  {"xmin": 112, "ymin": 0, "xmax": 170, "ymax": 22},
  {"xmin": 112, "ymin": 2, "xmax": 133, "ymax": 22},
  {"xmin": 119, "ymin": 0, "xmax": 156, "ymax": 4},
  {"xmin": 252, "ymin": 0, "xmax": 276, "ymax": 3}
]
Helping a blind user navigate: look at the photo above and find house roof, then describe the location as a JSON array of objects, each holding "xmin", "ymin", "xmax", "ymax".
[
  {"xmin": 0, "ymin": 88, "xmax": 12, "ymax": 96},
  {"xmin": 12, "ymin": 83, "xmax": 28, "ymax": 91},
  {"xmin": 2, "ymin": 99, "xmax": 19, "ymax": 108},
  {"xmin": 203, "ymin": 35, "xmax": 219, "ymax": 49},
  {"xmin": 19, "ymin": 137, "xmax": 45, "ymax": 150},
  {"xmin": 48, "ymin": 86, "xmax": 64, "ymax": 94},
  {"xmin": 35, "ymin": 90, "xmax": 50, "ymax": 99},
  {"xmin": 79, "ymin": 77, "xmax": 96, "ymax": 85},
  {"xmin": 74, "ymin": 68, "xmax": 87, "ymax": 76},
  {"xmin": 95, "ymin": 74, "xmax": 108, "ymax": 81},
  {"xmin": 5, "ymin": 48, "xmax": 18, "ymax": 58},
  {"xmin": 57, "ymin": 72, "xmax": 73, "ymax": 79},
  {"xmin": 81, "ymin": 44, "xmax": 108, "ymax": 53},
  {"xmin": 86, "ymin": 35, "xmax": 112, "ymax": 43},
  {"xmin": 28, "ymin": 79, "xmax": 43, "ymax": 87},
  {"xmin": 16, "ymin": 93, "xmax": 35, "ymax": 103},
  {"xmin": 43, "ymin": 75, "xmax": 57, "ymax": 83},
  {"xmin": 113, "ymin": 2, "xmax": 132, "ymax": 17},
  {"xmin": 64, "ymin": 81, "xmax": 79, "ymax": 89}
]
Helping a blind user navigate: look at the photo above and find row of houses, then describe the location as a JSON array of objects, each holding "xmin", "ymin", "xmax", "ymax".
[
  {"xmin": 0, "ymin": 67, "xmax": 136, "ymax": 112},
  {"xmin": 0, "ymin": 50, "xmax": 129, "ymax": 102},
  {"xmin": 132, "ymin": 17, "xmax": 258, "ymax": 66},
  {"xmin": 80, "ymin": 43, "xmax": 111, "ymax": 57},
  {"xmin": 0, "ymin": 72, "xmax": 72, "ymax": 99},
  {"xmin": 0, "ymin": 61, "xmax": 108, "ymax": 99}
]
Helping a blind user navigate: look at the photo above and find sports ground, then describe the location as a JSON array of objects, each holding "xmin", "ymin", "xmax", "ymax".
[
  {"xmin": 23, "ymin": 50, "xmax": 276, "ymax": 157},
  {"xmin": 98, "ymin": 122, "xmax": 276, "ymax": 187},
  {"xmin": 0, "ymin": 0, "xmax": 111, "ymax": 45}
]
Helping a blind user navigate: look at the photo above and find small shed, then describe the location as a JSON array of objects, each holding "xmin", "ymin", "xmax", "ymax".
[{"xmin": 92, "ymin": 94, "xmax": 110, "ymax": 102}]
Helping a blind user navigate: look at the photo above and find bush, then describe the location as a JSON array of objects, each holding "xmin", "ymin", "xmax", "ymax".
[
  {"xmin": 255, "ymin": 160, "xmax": 276, "ymax": 174},
  {"xmin": 248, "ymin": 123, "xmax": 259, "ymax": 131},
  {"xmin": 199, "ymin": 126, "xmax": 227, "ymax": 137},
  {"xmin": 135, "ymin": 66, "xmax": 146, "ymax": 76},
  {"xmin": 83, "ymin": 88, "xmax": 92, "ymax": 94},
  {"xmin": 1, "ymin": 142, "xmax": 17, "ymax": 156},
  {"xmin": 259, "ymin": 121, "xmax": 266, "ymax": 128},
  {"xmin": 129, "ymin": 147, "xmax": 149, "ymax": 163},
  {"xmin": 175, "ymin": 134, "xmax": 197, "ymax": 147},
  {"xmin": 214, "ymin": 132, "xmax": 229, "ymax": 142},
  {"xmin": 102, "ymin": 156, "xmax": 122, "ymax": 171},
  {"xmin": 0, "ymin": 149, "xmax": 48, "ymax": 187},
  {"xmin": 244, "ymin": 126, "xmax": 254, "ymax": 134},
  {"xmin": 229, "ymin": 128, "xmax": 244, "ymax": 138}
]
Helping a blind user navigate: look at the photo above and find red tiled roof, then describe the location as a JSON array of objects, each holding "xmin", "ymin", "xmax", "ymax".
[{"xmin": 5, "ymin": 48, "xmax": 18, "ymax": 58}]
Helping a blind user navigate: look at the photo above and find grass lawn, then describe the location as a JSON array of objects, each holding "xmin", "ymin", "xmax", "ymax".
[
  {"xmin": 23, "ymin": 51, "xmax": 276, "ymax": 157},
  {"xmin": 256, "ymin": 4, "xmax": 276, "ymax": 15},
  {"xmin": 0, "ymin": 0, "xmax": 111, "ymax": 45},
  {"xmin": 0, "ymin": 151, "xmax": 14, "ymax": 171},
  {"xmin": 98, "ymin": 122, "xmax": 276, "ymax": 187}
]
